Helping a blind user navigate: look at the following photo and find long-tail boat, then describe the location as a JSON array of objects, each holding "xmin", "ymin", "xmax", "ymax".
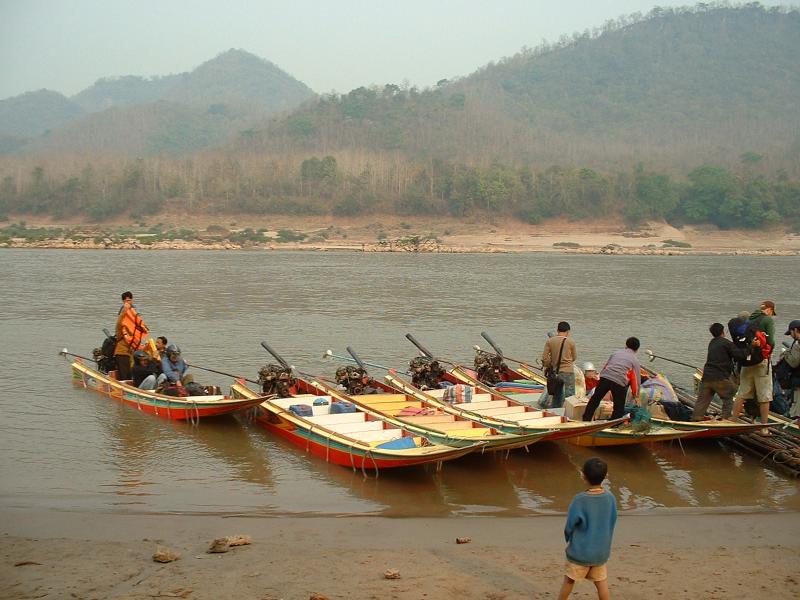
[
  {"xmin": 228, "ymin": 342, "xmax": 485, "ymax": 470},
  {"xmin": 315, "ymin": 350, "xmax": 551, "ymax": 451},
  {"xmin": 69, "ymin": 356, "xmax": 267, "ymax": 421},
  {"xmin": 324, "ymin": 347, "xmax": 646, "ymax": 444},
  {"xmin": 401, "ymin": 334, "xmax": 701, "ymax": 447},
  {"xmin": 472, "ymin": 332, "xmax": 775, "ymax": 440},
  {"xmin": 230, "ymin": 382, "xmax": 481, "ymax": 470}
]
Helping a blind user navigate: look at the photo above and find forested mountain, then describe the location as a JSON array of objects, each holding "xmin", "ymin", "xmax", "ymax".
[
  {"xmin": 0, "ymin": 90, "xmax": 85, "ymax": 137},
  {"xmin": 249, "ymin": 4, "xmax": 800, "ymax": 171},
  {"xmin": 0, "ymin": 50, "xmax": 314, "ymax": 155},
  {"xmin": 1, "ymin": 4, "xmax": 798, "ymax": 230},
  {"xmin": 71, "ymin": 50, "xmax": 313, "ymax": 114}
]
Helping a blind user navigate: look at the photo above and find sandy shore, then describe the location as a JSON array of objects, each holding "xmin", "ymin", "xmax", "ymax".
[
  {"xmin": 2, "ymin": 509, "xmax": 797, "ymax": 599},
  {"xmin": 2, "ymin": 216, "xmax": 799, "ymax": 255}
]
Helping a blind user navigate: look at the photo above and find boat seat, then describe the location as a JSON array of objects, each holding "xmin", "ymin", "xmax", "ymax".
[
  {"xmin": 364, "ymin": 401, "xmax": 422, "ymax": 413},
  {"xmin": 185, "ymin": 395, "xmax": 227, "ymax": 402},
  {"xmin": 271, "ymin": 395, "xmax": 331, "ymax": 409},
  {"xmin": 400, "ymin": 415, "xmax": 454, "ymax": 424},
  {"xmin": 329, "ymin": 420, "xmax": 385, "ymax": 433},
  {"xmin": 352, "ymin": 393, "xmax": 408, "ymax": 403},
  {"xmin": 421, "ymin": 422, "xmax": 482, "ymax": 433},
  {"xmin": 513, "ymin": 415, "xmax": 563, "ymax": 426},
  {"xmin": 307, "ymin": 412, "xmax": 367, "ymax": 425},
  {"xmin": 458, "ymin": 400, "xmax": 509, "ymax": 410},
  {"xmin": 351, "ymin": 429, "xmax": 402, "ymax": 442},
  {"xmin": 475, "ymin": 406, "xmax": 527, "ymax": 416}
]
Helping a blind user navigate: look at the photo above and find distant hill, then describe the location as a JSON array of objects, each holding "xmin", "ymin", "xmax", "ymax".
[
  {"xmin": 23, "ymin": 101, "xmax": 258, "ymax": 156},
  {"xmin": 71, "ymin": 75, "xmax": 178, "ymax": 113},
  {"xmin": 71, "ymin": 50, "xmax": 314, "ymax": 114},
  {"xmin": 160, "ymin": 49, "xmax": 315, "ymax": 112},
  {"xmin": 247, "ymin": 5, "xmax": 800, "ymax": 171},
  {"xmin": 0, "ymin": 90, "xmax": 85, "ymax": 137},
  {"xmin": 1, "ymin": 49, "xmax": 315, "ymax": 155}
]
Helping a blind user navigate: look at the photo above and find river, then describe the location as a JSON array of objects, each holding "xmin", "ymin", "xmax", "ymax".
[{"xmin": 1, "ymin": 249, "xmax": 798, "ymax": 517}]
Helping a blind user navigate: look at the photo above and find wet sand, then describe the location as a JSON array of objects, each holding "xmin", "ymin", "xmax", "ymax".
[{"xmin": 2, "ymin": 509, "xmax": 797, "ymax": 599}]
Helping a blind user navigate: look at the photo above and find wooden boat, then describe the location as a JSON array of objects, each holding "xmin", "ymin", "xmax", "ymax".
[
  {"xmin": 504, "ymin": 362, "xmax": 769, "ymax": 440},
  {"xmin": 686, "ymin": 369, "xmax": 800, "ymax": 437},
  {"xmin": 230, "ymin": 382, "xmax": 482, "ymax": 470},
  {"xmin": 297, "ymin": 375, "xmax": 551, "ymax": 452},
  {"xmin": 381, "ymin": 370, "xmax": 629, "ymax": 442},
  {"xmin": 437, "ymin": 366, "xmax": 700, "ymax": 446},
  {"xmin": 71, "ymin": 359, "xmax": 267, "ymax": 421}
]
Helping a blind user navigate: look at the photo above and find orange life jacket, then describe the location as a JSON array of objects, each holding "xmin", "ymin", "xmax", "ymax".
[
  {"xmin": 626, "ymin": 368, "xmax": 640, "ymax": 397},
  {"xmin": 119, "ymin": 306, "xmax": 149, "ymax": 350}
]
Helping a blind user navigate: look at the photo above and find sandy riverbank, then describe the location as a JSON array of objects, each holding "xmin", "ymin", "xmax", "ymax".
[
  {"xmin": 2, "ymin": 215, "xmax": 799, "ymax": 255},
  {"xmin": 1, "ymin": 509, "xmax": 797, "ymax": 599}
]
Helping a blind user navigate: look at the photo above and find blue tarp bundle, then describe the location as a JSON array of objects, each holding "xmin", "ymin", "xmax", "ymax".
[
  {"xmin": 330, "ymin": 401, "xmax": 358, "ymax": 414},
  {"xmin": 376, "ymin": 436, "xmax": 417, "ymax": 450},
  {"xmin": 288, "ymin": 404, "xmax": 312, "ymax": 417}
]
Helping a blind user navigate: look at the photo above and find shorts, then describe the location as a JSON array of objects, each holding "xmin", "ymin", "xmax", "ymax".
[
  {"xmin": 736, "ymin": 362, "xmax": 772, "ymax": 403},
  {"xmin": 565, "ymin": 561, "xmax": 607, "ymax": 582}
]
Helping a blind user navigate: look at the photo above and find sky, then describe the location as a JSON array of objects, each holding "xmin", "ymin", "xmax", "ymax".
[{"xmin": 0, "ymin": 0, "xmax": 789, "ymax": 100}]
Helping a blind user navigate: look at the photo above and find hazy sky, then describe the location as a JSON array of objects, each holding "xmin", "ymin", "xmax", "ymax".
[{"xmin": 0, "ymin": 0, "xmax": 787, "ymax": 99}]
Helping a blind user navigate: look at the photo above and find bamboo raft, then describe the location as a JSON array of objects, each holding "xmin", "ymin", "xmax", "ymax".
[{"xmin": 666, "ymin": 372, "xmax": 800, "ymax": 479}]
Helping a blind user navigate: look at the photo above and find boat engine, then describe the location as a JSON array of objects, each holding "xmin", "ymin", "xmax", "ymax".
[
  {"xmin": 334, "ymin": 365, "xmax": 375, "ymax": 395},
  {"xmin": 409, "ymin": 356, "xmax": 446, "ymax": 390},
  {"xmin": 93, "ymin": 334, "xmax": 117, "ymax": 374},
  {"xmin": 473, "ymin": 350, "xmax": 507, "ymax": 385},
  {"xmin": 258, "ymin": 363, "xmax": 296, "ymax": 398}
]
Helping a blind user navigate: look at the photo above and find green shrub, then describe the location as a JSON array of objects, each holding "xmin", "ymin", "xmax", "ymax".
[
  {"xmin": 662, "ymin": 239, "xmax": 692, "ymax": 248},
  {"xmin": 276, "ymin": 229, "xmax": 307, "ymax": 243},
  {"xmin": 553, "ymin": 241, "xmax": 580, "ymax": 248}
]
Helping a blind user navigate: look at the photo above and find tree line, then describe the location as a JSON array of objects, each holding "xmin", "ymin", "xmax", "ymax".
[{"xmin": 1, "ymin": 154, "xmax": 797, "ymax": 230}]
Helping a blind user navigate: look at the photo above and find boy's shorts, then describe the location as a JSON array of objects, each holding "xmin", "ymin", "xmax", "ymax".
[{"xmin": 565, "ymin": 561, "xmax": 607, "ymax": 582}]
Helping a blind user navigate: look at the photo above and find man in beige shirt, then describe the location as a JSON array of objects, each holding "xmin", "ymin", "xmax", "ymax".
[{"xmin": 541, "ymin": 321, "xmax": 578, "ymax": 409}]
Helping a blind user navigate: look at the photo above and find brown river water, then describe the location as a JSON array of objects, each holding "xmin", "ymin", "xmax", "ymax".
[{"xmin": 1, "ymin": 249, "xmax": 798, "ymax": 517}]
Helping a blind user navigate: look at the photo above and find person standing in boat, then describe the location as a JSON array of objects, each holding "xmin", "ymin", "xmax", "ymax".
[
  {"xmin": 542, "ymin": 321, "xmax": 577, "ymax": 408},
  {"xmin": 782, "ymin": 320, "xmax": 800, "ymax": 419},
  {"xmin": 692, "ymin": 323, "xmax": 747, "ymax": 421},
  {"xmin": 730, "ymin": 300, "xmax": 777, "ymax": 435},
  {"xmin": 114, "ymin": 291, "xmax": 149, "ymax": 381},
  {"xmin": 582, "ymin": 337, "xmax": 641, "ymax": 421},
  {"xmin": 557, "ymin": 457, "xmax": 617, "ymax": 600}
]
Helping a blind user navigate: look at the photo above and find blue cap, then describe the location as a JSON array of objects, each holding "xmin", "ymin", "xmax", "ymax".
[{"xmin": 785, "ymin": 320, "xmax": 800, "ymax": 335}]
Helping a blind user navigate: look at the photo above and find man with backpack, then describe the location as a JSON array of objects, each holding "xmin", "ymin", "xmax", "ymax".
[
  {"xmin": 730, "ymin": 300, "xmax": 777, "ymax": 435},
  {"xmin": 541, "ymin": 321, "xmax": 577, "ymax": 409}
]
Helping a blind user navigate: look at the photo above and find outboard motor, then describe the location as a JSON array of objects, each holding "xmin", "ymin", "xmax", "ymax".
[
  {"xmin": 258, "ymin": 363, "xmax": 296, "ymax": 398},
  {"xmin": 473, "ymin": 350, "xmax": 507, "ymax": 385},
  {"xmin": 334, "ymin": 365, "xmax": 378, "ymax": 395},
  {"xmin": 93, "ymin": 333, "xmax": 118, "ymax": 374},
  {"xmin": 409, "ymin": 356, "xmax": 446, "ymax": 390}
]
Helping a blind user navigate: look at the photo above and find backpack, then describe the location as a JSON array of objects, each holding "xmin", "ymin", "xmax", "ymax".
[{"xmin": 727, "ymin": 317, "xmax": 770, "ymax": 366}]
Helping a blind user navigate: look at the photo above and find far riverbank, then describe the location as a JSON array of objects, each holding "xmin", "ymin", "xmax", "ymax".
[{"xmin": 1, "ymin": 215, "xmax": 799, "ymax": 255}]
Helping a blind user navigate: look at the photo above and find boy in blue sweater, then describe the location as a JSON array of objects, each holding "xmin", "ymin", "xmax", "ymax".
[{"xmin": 558, "ymin": 457, "xmax": 617, "ymax": 600}]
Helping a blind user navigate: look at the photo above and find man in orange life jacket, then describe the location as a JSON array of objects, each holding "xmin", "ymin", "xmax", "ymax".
[{"xmin": 114, "ymin": 291, "xmax": 149, "ymax": 381}]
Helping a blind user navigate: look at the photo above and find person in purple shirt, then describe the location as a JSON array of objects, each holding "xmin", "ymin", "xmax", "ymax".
[
  {"xmin": 557, "ymin": 457, "xmax": 617, "ymax": 600},
  {"xmin": 582, "ymin": 337, "xmax": 642, "ymax": 421}
]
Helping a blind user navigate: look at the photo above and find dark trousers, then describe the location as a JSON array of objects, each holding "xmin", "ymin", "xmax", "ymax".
[
  {"xmin": 115, "ymin": 354, "xmax": 132, "ymax": 380},
  {"xmin": 693, "ymin": 377, "xmax": 737, "ymax": 420},
  {"xmin": 582, "ymin": 377, "xmax": 628, "ymax": 421}
]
